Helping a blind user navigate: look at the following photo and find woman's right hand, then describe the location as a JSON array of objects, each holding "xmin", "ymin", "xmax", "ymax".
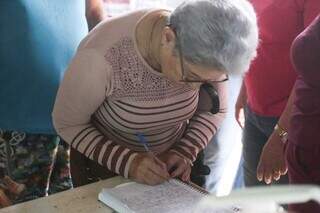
[{"xmin": 129, "ymin": 153, "xmax": 170, "ymax": 185}]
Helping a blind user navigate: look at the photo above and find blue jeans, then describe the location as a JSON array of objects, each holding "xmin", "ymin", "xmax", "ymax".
[{"xmin": 242, "ymin": 106, "xmax": 288, "ymax": 186}]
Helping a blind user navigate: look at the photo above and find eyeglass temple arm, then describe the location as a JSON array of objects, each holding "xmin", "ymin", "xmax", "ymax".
[{"xmin": 200, "ymin": 83, "xmax": 220, "ymax": 114}]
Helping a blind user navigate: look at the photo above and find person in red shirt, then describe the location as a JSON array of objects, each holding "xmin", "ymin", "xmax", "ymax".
[{"xmin": 235, "ymin": 0, "xmax": 320, "ymax": 186}]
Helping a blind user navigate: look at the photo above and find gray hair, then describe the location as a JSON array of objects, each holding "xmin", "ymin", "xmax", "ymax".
[{"xmin": 169, "ymin": 0, "xmax": 258, "ymax": 75}]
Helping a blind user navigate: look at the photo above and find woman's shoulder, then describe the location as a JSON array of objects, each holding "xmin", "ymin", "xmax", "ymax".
[{"xmin": 78, "ymin": 9, "xmax": 160, "ymax": 50}]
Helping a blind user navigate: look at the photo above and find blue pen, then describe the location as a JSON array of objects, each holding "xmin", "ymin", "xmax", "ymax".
[
  {"xmin": 136, "ymin": 132, "xmax": 152, "ymax": 153},
  {"xmin": 136, "ymin": 132, "xmax": 170, "ymax": 182}
]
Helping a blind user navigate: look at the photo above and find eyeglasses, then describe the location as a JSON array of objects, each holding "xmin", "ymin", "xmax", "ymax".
[
  {"xmin": 176, "ymin": 34, "xmax": 229, "ymax": 84},
  {"xmin": 178, "ymin": 44, "xmax": 229, "ymax": 84},
  {"xmin": 170, "ymin": 25, "xmax": 228, "ymax": 114}
]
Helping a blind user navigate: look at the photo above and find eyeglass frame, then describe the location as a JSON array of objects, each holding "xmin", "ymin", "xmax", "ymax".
[
  {"xmin": 168, "ymin": 24, "xmax": 227, "ymax": 114},
  {"xmin": 168, "ymin": 24, "xmax": 229, "ymax": 84}
]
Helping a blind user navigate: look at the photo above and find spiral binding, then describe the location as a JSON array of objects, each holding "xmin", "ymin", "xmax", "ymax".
[
  {"xmin": 173, "ymin": 179, "xmax": 243, "ymax": 212},
  {"xmin": 172, "ymin": 179, "xmax": 208, "ymax": 195}
]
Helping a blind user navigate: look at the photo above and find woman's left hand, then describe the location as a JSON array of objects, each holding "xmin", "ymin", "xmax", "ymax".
[{"xmin": 158, "ymin": 151, "xmax": 192, "ymax": 182}]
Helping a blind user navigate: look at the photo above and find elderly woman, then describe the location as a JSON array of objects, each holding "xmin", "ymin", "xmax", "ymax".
[{"xmin": 53, "ymin": 0, "xmax": 258, "ymax": 186}]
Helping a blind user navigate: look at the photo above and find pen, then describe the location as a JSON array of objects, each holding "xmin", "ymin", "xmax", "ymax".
[
  {"xmin": 136, "ymin": 132, "xmax": 152, "ymax": 154},
  {"xmin": 136, "ymin": 132, "xmax": 170, "ymax": 181}
]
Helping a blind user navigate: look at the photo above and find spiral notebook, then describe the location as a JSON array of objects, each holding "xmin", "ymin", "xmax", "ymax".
[{"xmin": 98, "ymin": 179, "xmax": 239, "ymax": 213}]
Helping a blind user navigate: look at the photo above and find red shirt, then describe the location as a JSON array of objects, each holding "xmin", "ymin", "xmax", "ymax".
[
  {"xmin": 245, "ymin": 0, "xmax": 320, "ymax": 116},
  {"xmin": 289, "ymin": 15, "xmax": 320, "ymax": 147}
]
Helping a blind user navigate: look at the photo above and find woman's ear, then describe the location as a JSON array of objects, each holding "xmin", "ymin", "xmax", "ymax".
[{"xmin": 161, "ymin": 26, "xmax": 176, "ymax": 49}]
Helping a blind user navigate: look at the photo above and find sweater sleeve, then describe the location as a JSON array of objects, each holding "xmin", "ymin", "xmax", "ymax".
[
  {"xmin": 52, "ymin": 48, "xmax": 137, "ymax": 178},
  {"xmin": 170, "ymin": 80, "xmax": 228, "ymax": 162}
]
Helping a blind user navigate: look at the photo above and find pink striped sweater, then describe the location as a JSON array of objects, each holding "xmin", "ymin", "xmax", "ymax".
[{"xmin": 52, "ymin": 9, "xmax": 227, "ymax": 178}]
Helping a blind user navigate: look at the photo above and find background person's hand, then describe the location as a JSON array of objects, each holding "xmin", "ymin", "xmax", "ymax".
[
  {"xmin": 256, "ymin": 132, "xmax": 287, "ymax": 184},
  {"xmin": 158, "ymin": 151, "xmax": 192, "ymax": 182},
  {"xmin": 235, "ymin": 83, "xmax": 247, "ymax": 128},
  {"xmin": 129, "ymin": 153, "xmax": 170, "ymax": 185},
  {"xmin": 235, "ymin": 98, "xmax": 245, "ymax": 128}
]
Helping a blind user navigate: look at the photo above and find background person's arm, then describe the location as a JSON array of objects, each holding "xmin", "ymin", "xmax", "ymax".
[
  {"xmin": 256, "ymin": 87, "xmax": 295, "ymax": 184},
  {"xmin": 86, "ymin": 0, "xmax": 106, "ymax": 30},
  {"xmin": 256, "ymin": 0, "xmax": 320, "ymax": 184},
  {"xmin": 235, "ymin": 79, "xmax": 247, "ymax": 128}
]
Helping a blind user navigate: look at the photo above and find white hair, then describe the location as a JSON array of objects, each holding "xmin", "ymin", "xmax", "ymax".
[{"xmin": 169, "ymin": 0, "xmax": 259, "ymax": 75}]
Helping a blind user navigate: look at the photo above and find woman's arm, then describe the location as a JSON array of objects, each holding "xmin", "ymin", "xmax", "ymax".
[
  {"xmin": 170, "ymin": 80, "xmax": 228, "ymax": 163},
  {"xmin": 53, "ymin": 48, "xmax": 137, "ymax": 178},
  {"xmin": 53, "ymin": 48, "xmax": 170, "ymax": 184}
]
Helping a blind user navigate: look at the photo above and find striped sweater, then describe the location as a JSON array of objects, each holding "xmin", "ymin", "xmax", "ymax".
[{"xmin": 52, "ymin": 9, "xmax": 227, "ymax": 178}]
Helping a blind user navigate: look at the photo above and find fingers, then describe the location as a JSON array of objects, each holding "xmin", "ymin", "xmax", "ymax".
[
  {"xmin": 256, "ymin": 161, "xmax": 264, "ymax": 182},
  {"xmin": 257, "ymin": 163, "xmax": 286, "ymax": 184},
  {"xmin": 181, "ymin": 166, "xmax": 191, "ymax": 182},
  {"xmin": 257, "ymin": 166, "xmax": 273, "ymax": 184},
  {"xmin": 164, "ymin": 153, "xmax": 191, "ymax": 181},
  {"xmin": 257, "ymin": 161, "xmax": 273, "ymax": 184},
  {"xmin": 279, "ymin": 164, "xmax": 288, "ymax": 175},
  {"xmin": 266, "ymin": 168, "xmax": 282, "ymax": 183},
  {"xmin": 273, "ymin": 170, "xmax": 281, "ymax": 181},
  {"xmin": 130, "ymin": 154, "xmax": 170, "ymax": 185},
  {"xmin": 170, "ymin": 160, "xmax": 192, "ymax": 182},
  {"xmin": 171, "ymin": 161, "xmax": 188, "ymax": 178},
  {"xmin": 256, "ymin": 140, "xmax": 288, "ymax": 185},
  {"xmin": 264, "ymin": 173, "xmax": 272, "ymax": 185},
  {"xmin": 157, "ymin": 152, "xmax": 193, "ymax": 182},
  {"xmin": 143, "ymin": 168, "xmax": 169, "ymax": 185},
  {"xmin": 166, "ymin": 156, "xmax": 179, "ymax": 172},
  {"xmin": 257, "ymin": 169, "xmax": 276, "ymax": 184},
  {"xmin": 148, "ymin": 159, "xmax": 170, "ymax": 180},
  {"xmin": 273, "ymin": 162, "xmax": 288, "ymax": 179},
  {"xmin": 153, "ymin": 156, "xmax": 168, "ymax": 171}
]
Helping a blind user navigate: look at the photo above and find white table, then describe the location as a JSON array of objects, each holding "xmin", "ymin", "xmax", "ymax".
[{"xmin": 0, "ymin": 176, "xmax": 129, "ymax": 213}]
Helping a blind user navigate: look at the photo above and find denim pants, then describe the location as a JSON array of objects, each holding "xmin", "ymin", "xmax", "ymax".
[{"xmin": 242, "ymin": 106, "xmax": 288, "ymax": 186}]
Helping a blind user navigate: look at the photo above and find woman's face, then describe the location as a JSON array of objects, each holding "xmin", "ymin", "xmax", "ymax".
[
  {"xmin": 162, "ymin": 54, "xmax": 226, "ymax": 89},
  {"xmin": 159, "ymin": 27, "xmax": 227, "ymax": 89}
]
